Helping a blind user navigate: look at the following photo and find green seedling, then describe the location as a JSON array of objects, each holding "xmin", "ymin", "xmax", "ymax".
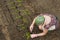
[
  {"xmin": 25, "ymin": 32, "xmax": 30, "ymax": 40},
  {"xmin": 15, "ymin": 10, "xmax": 19, "ymax": 13},
  {"xmin": 24, "ymin": 9, "xmax": 30, "ymax": 15},
  {"xmin": 17, "ymin": 24, "xmax": 26, "ymax": 31},
  {"xmin": 22, "ymin": 18, "xmax": 28, "ymax": 24},
  {"xmin": 18, "ymin": 4, "xmax": 22, "ymax": 7},
  {"xmin": 7, "ymin": 2, "xmax": 14, "ymax": 5},
  {"xmin": 20, "ymin": 9, "xmax": 30, "ymax": 16},
  {"xmin": 16, "ymin": 16, "xmax": 21, "ymax": 19},
  {"xmin": 10, "ymin": 6, "xmax": 16, "ymax": 9},
  {"xmin": 16, "ymin": 0, "xmax": 23, "ymax": 2}
]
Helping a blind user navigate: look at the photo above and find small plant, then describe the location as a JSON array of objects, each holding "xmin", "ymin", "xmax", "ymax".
[
  {"xmin": 10, "ymin": 6, "xmax": 16, "ymax": 9},
  {"xmin": 7, "ymin": 2, "xmax": 13, "ymax": 5},
  {"xmin": 17, "ymin": 24, "xmax": 26, "ymax": 31},
  {"xmin": 11, "ymin": 10, "xmax": 19, "ymax": 14},
  {"xmin": 22, "ymin": 18, "xmax": 28, "ymax": 24},
  {"xmin": 12, "ymin": 12, "xmax": 17, "ymax": 15},
  {"xmin": 20, "ymin": 9, "xmax": 31, "ymax": 16},
  {"xmin": 15, "ymin": 10, "xmax": 19, "ymax": 13},
  {"xmin": 18, "ymin": 4, "xmax": 22, "ymax": 7},
  {"xmin": 16, "ymin": 0, "xmax": 23, "ymax": 2},
  {"xmin": 23, "ymin": 9, "xmax": 30, "ymax": 15},
  {"xmin": 25, "ymin": 32, "xmax": 30, "ymax": 40},
  {"xmin": 9, "ymin": 2, "xmax": 14, "ymax": 4},
  {"xmin": 16, "ymin": 16, "xmax": 21, "ymax": 19}
]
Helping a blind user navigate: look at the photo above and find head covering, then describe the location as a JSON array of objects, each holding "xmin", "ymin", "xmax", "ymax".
[{"xmin": 35, "ymin": 16, "xmax": 45, "ymax": 25}]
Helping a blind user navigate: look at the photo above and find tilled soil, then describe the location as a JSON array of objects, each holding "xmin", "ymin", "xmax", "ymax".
[{"xmin": 0, "ymin": 0, "xmax": 60, "ymax": 40}]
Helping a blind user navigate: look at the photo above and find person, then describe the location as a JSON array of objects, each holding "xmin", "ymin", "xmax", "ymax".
[{"xmin": 29, "ymin": 13, "xmax": 59, "ymax": 38}]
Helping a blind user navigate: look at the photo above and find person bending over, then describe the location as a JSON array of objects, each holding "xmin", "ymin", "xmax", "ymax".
[{"xmin": 29, "ymin": 13, "xmax": 59, "ymax": 38}]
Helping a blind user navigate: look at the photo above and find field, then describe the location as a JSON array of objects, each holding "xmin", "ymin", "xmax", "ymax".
[{"xmin": 0, "ymin": 0, "xmax": 60, "ymax": 40}]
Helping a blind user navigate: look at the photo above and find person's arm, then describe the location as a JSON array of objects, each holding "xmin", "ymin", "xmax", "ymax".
[
  {"xmin": 37, "ymin": 28, "xmax": 48, "ymax": 37},
  {"xmin": 30, "ymin": 17, "xmax": 37, "ymax": 32},
  {"xmin": 31, "ymin": 23, "xmax": 48, "ymax": 38},
  {"xmin": 31, "ymin": 28, "xmax": 48, "ymax": 38}
]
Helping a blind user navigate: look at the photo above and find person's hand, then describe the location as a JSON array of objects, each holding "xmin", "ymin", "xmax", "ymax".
[
  {"xmin": 29, "ymin": 25, "xmax": 33, "ymax": 32},
  {"xmin": 29, "ymin": 17, "xmax": 36, "ymax": 33},
  {"xmin": 31, "ymin": 34, "xmax": 38, "ymax": 38}
]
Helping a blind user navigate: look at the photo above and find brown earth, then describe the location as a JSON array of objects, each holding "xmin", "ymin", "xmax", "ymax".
[{"xmin": 0, "ymin": 0, "xmax": 60, "ymax": 40}]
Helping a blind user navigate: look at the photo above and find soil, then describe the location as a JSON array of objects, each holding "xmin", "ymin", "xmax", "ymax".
[{"xmin": 0, "ymin": 0, "xmax": 60, "ymax": 40}]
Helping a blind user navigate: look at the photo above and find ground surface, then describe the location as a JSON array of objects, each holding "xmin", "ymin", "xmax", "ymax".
[{"xmin": 0, "ymin": 0, "xmax": 60, "ymax": 40}]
